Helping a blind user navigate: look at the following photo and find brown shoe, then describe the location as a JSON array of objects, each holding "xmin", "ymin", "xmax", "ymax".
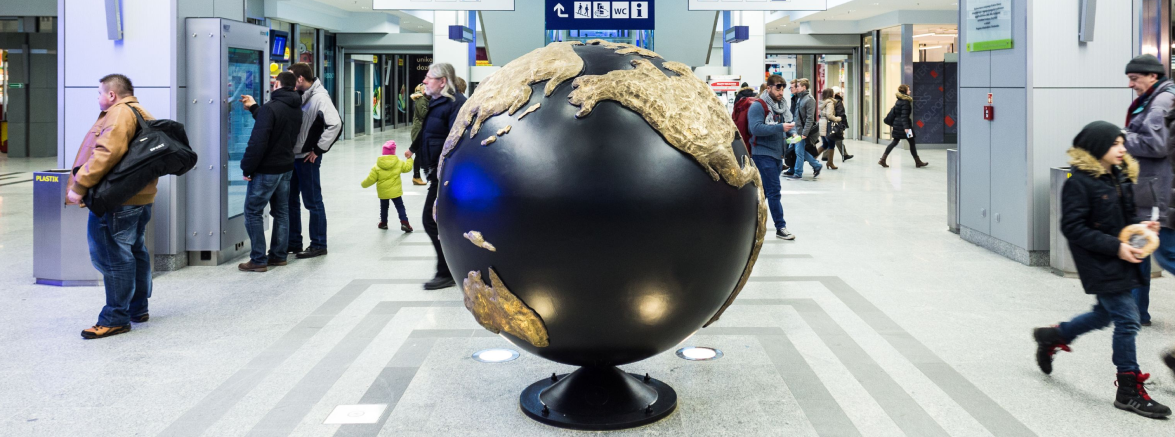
[
  {"xmin": 238, "ymin": 261, "xmax": 268, "ymax": 272},
  {"xmin": 130, "ymin": 314, "xmax": 149, "ymax": 323},
  {"xmin": 266, "ymin": 257, "xmax": 288, "ymax": 267},
  {"xmin": 81, "ymin": 324, "xmax": 130, "ymax": 339},
  {"xmin": 412, "ymin": 177, "xmax": 426, "ymax": 186}
]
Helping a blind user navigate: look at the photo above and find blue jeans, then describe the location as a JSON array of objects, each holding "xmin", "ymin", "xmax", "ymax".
[
  {"xmin": 381, "ymin": 197, "xmax": 408, "ymax": 223},
  {"xmin": 289, "ymin": 156, "xmax": 327, "ymax": 250},
  {"xmin": 1058, "ymin": 291, "xmax": 1141, "ymax": 373},
  {"xmin": 789, "ymin": 138, "xmax": 822, "ymax": 177},
  {"xmin": 245, "ymin": 172, "xmax": 292, "ymax": 264},
  {"xmin": 1136, "ymin": 227, "xmax": 1175, "ymax": 323},
  {"xmin": 88, "ymin": 204, "xmax": 153, "ymax": 327},
  {"xmin": 752, "ymin": 154, "xmax": 786, "ymax": 230}
]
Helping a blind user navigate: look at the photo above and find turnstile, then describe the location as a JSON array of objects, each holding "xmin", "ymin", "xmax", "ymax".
[{"xmin": 33, "ymin": 170, "xmax": 101, "ymax": 286}]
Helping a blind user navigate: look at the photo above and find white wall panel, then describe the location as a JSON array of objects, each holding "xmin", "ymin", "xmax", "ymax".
[
  {"xmin": 63, "ymin": 0, "xmax": 175, "ymax": 88},
  {"xmin": 1028, "ymin": 87, "xmax": 1135, "ymax": 248},
  {"xmin": 730, "ymin": 12, "xmax": 767, "ymax": 90},
  {"xmin": 1031, "ymin": 0, "xmax": 1133, "ymax": 88}
]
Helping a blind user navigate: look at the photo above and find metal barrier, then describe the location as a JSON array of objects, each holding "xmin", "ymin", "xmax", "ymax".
[
  {"xmin": 947, "ymin": 149, "xmax": 959, "ymax": 234},
  {"xmin": 33, "ymin": 170, "xmax": 101, "ymax": 286}
]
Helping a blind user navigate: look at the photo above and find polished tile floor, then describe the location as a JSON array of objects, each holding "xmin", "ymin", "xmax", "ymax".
[{"xmin": 2, "ymin": 132, "xmax": 1174, "ymax": 436}]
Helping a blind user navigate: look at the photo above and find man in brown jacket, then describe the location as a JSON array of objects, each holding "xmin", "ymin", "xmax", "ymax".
[{"xmin": 66, "ymin": 74, "xmax": 157, "ymax": 339}]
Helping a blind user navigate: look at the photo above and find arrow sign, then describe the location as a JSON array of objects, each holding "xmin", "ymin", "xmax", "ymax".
[{"xmin": 554, "ymin": 2, "xmax": 568, "ymax": 17}]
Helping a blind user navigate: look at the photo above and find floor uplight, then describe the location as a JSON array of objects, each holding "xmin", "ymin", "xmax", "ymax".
[
  {"xmin": 472, "ymin": 348, "xmax": 519, "ymax": 363},
  {"xmin": 675, "ymin": 346, "xmax": 722, "ymax": 361}
]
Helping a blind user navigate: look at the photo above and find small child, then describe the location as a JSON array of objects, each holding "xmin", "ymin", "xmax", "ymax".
[
  {"xmin": 1033, "ymin": 121, "xmax": 1169, "ymax": 418},
  {"xmin": 361, "ymin": 140, "xmax": 414, "ymax": 232}
]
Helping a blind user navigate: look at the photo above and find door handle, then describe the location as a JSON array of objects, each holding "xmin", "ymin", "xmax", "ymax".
[{"xmin": 355, "ymin": 91, "xmax": 362, "ymax": 106}]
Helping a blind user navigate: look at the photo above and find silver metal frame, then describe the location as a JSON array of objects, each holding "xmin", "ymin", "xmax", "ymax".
[{"xmin": 185, "ymin": 18, "xmax": 270, "ymax": 266}]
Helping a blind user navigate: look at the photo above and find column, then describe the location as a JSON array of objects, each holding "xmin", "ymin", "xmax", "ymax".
[
  {"xmin": 432, "ymin": 10, "xmax": 471, "ymax": 87},
  {"xmin": 728, "ymin": 11, "xmax": 766, "ymax": 90}
]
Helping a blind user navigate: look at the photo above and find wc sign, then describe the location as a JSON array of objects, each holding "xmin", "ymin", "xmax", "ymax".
[{"xmin": 546, "ymin": 0, "xmax": 654, "ymax": 30}]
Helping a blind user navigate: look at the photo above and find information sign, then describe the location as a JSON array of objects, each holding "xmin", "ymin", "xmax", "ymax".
[
  {"xmin": 966, "ymin": 0, "xmax": 1013, "ymax": 52},
  {"xmin": 546, "ymin": 0, "xmax": 654, "ymax": 30},
  {"xmin": 688, "ymin": 0, "xmax": 826, "ymax": 11},
  {"xmin": 373, "ymin": 0, "xmax": 514, "ymax": 11}
]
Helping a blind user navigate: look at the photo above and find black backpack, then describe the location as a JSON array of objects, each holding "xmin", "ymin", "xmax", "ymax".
[{"xmin": 80, "ymin": 106, "xmax": 197, "ymax": 216}]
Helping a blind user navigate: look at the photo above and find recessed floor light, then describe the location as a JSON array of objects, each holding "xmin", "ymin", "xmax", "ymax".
[
  {"xmin": 676, "ymin": 346, "xmax": 722, "ymax": 361},
  {"xmin": 472, "ymin": 348, "xmax": 519, "ymax": 363},
  {"xmin": 324, "ymin": 404, "xmax": 387, "ymax": 424}
]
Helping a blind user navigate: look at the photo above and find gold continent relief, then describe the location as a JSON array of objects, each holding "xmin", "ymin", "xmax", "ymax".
[
  {"xmin": 442, "ymin": 41, "xmax": 767, "ymax": 342},
  {"xmin": 567, "ymin": 56, "xmax": 768, "ymax": 326},
  {"xmin": 464, "ymin": 268, "xmax": 550, "ymax": 348}
]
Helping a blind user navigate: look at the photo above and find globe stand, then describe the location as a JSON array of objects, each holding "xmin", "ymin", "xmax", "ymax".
[{"xmin": 519, "ymin": 366, "xmax": 677, "ymax": 430}]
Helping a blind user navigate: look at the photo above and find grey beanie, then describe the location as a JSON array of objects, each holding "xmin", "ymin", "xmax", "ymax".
[{"xmin": 1126, "ymin": 54, "xmax": 1165, "ymax": 76}]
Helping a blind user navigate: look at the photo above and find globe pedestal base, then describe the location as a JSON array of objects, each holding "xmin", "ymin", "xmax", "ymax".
[{"xmin": 519, "ymin": 366, "xmax": 677, "ymax": 430}]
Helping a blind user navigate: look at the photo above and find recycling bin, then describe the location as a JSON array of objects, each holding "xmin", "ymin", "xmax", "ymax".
[{"xmin": 33, "ymin": 170, "xmax": 101, "ymax": 286}]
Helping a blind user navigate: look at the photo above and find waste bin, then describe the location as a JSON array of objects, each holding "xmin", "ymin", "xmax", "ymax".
[
  {"xmin": 1050, "ymin": 167, "xmax": 1078, "ymax": 277},
  {"xmin": 33, "ymin": 170, "xmax": 101, "ymax": 286},
  {"xmin": 947, "ymin": 149, "xmax": 959, "ymax": 234}
]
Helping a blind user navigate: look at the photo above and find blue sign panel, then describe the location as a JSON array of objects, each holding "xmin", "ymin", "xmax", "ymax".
[{"xmin": 545, "ymin": 0, "xmax": 655, "ymax": 30}]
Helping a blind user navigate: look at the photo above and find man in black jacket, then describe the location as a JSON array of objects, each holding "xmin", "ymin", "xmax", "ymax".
[{"xmin": 237, "ymin": 72, "xmax": 303, "ymax": 272}]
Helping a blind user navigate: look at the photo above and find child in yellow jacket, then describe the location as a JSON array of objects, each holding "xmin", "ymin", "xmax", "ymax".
[{"xmin": 361, "ymin": 140, "xmax": 414, "ymax": 232}]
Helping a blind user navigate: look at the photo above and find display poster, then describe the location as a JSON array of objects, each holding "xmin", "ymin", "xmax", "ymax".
[{"xmin": 966, "ymin": 0, "xmax": 1013, "ymax": 52}]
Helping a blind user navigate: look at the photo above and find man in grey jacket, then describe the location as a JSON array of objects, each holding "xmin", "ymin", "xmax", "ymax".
[
  {"xmin": 287, "ymin": 63, "xmax": 342, "ymax": 259},
  {"xmin": 786, "ymin": 78, "xmax": 822, "ymax": 180}
]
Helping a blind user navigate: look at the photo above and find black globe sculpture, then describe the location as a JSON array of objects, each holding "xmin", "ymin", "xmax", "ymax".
[{"xmin": 435, "ymin": 40, "xmax": 766, "ymax": 430}]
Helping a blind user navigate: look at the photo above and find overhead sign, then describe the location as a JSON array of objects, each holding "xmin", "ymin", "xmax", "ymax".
[
  {"xmin": 373, "ymin": 0, "xmax": 514, "ymax": 11},
  {"xmin": 546, "ymin": 0, "xmax": 654, "ymax": 30},
  {"xmin": 966, "ymin": 0, "xmax": 1013, "ymax": 51},
  {"xmin": 688, "ymin": 0, "xmax": 826, "ymax": 11}
]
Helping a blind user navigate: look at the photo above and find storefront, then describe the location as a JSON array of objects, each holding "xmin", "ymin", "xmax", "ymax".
[{"xmin": 860, "ymin": 24, "xmax": 958, "ymax": 147}]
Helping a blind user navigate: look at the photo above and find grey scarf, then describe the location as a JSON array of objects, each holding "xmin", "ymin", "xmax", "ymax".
[{"xmin": 758, "ymin": 91, "xmax": 793, "ymax": 123}]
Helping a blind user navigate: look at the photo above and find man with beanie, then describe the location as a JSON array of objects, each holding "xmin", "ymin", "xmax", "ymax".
[
  {"xmin": 1033, "ymin": 121, "xmax": 1169, "ymax": 418},
  {"xmin": 1122, "ymin": 54, "xmax": 1175, "ymax": 327}
]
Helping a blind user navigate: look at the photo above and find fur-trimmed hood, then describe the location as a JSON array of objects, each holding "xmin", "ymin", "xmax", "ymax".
[
  {"xmin": 896, "ymin": 92, "xmax": 913, "ymax": 102},
  {"xmin": 1067, "ymin": 147, "xmax": 1139, "ymax": 182}
]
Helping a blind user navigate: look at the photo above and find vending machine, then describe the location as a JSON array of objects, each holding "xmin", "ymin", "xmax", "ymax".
[{"xmin": 185, "ymin": 18, "xmax": 271, "ymax": 266}]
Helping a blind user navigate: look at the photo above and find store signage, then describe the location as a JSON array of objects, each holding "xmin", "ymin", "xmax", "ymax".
[
  {"xmin": 546, "ymin": 0, "xmax": 654, "ymax": 30},
  {"xmin": 688, "ymin": 0, "xmax": 826, "ymax": 11},
  {"xmin": 373, "ymin": 0, "xmax": 514, "ymax": 11},
  {"xmin": 966, "ymin": 0, "xmax": 1013, "ymax": 52}
]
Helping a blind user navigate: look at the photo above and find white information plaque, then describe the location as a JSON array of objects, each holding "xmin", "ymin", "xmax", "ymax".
[
  {"xmin": 373, "ymin": 0, "xmax": 515, "ymax": 11},
  {"xmin": 687, "ymin": 0, "xmax": 827, "ymax": 11}
]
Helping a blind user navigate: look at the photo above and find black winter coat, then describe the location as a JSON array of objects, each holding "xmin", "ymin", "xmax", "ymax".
[
  {"xmin": 887, "ymin": 93, "xmax": 914, "ymax": 138},
  {"xmin": 1061, "ymin": 147, "xmax": 1148, "ymax": 294},
  {"xmin": 242, "ymin": 87, "xmax": 302, "ymax": 176},
  {"xmin": 410, "ymin": 92, "xmax": 467, "ymax": 178}
]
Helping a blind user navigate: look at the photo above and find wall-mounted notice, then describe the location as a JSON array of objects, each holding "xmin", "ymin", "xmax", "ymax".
[
  {"xmin": 688, "ymin": 0, "xmax": 826, "ymax": 11},
  {"xmin": 373, "ymin": 0, "xmax": 514, "ymax": 11},
  {"xmin": 966, "ymin": 0, "xmax": 1013, "ymax": 52}
]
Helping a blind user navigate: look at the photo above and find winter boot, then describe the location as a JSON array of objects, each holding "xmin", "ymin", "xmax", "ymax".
[
  {"xmin": 401, "ymin": 220, "xmax": 414, "ymax": 233},
  {"xmin": 915, "ymin": 157, "xmax": 930, "ymax": 168},
  {"xmin": 1114, "ymin": 371, "xmax": 1172, "ymax": 418},
  {"xmin": 878, "ymin": 153, "xmax": 890, "ymax": 168},
  {"xmin": 824, "ymin": 149, "xmax": 838, "ymax": 169},
  {"xmin": 1033, "ymin": 326, "xmax": 1070, "ymax": 375},
  {"xmin": 838, "ymin": 142, "xmax": 853, "ymax": 161}
]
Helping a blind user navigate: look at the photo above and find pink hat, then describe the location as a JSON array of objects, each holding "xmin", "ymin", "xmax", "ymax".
[{"xmin": 382, "ymin": 140, "xmax": 397, "ymax": 155}]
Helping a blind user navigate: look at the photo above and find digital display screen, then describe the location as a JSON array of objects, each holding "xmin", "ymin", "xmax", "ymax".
[
  {"xmin": 227, "ymin": 48, "xmax": 262, "ymax": 219},
  {"xmin": 270, "ymin": 31, "xmax": 289, "ymax": 63}
]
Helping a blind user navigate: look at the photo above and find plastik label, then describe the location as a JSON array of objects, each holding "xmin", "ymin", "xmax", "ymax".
[{"xmin": 35, "ymin": 175, "xmax": 59, "ymax": 183}]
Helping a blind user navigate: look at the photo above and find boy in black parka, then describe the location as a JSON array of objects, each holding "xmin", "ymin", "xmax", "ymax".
[{"xmin": 1033, "ymin": 121, "xmax": 1170, "ymax": 418}]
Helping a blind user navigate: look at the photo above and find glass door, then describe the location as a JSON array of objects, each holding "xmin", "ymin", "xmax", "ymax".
[{"xmin": 355, "ymin": 63, "xmax": 366, "ymax": 136}]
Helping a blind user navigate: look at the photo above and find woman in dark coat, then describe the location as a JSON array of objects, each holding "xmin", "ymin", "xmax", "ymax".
[
  {"xmin": 833, "ymin": 90, "xmax": 852, "ymax": 161},
  {"xmin": 879, "ymin": 84, "xmax": 928, "ymax": 168}
]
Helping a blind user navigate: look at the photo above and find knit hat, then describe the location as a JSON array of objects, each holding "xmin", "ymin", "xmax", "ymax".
[
  {"xmin": 1073, "ymin": 121, "xmax": 1125, "ymax": 159},
  {"xmin": 382, "ymin": 140, "xmax": 397, "ymax": 156},
  {"xmin": 1126, "ymin": 54, "xmax": 1165, "ymax": 76}
]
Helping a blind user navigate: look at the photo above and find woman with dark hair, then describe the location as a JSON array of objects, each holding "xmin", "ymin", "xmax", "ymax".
[
  {"xmin": 833, "ymin": 90, "xmax": 853, "ymax": 161},
  {"xmin": 817, "ymin": 88, "xmax": 840, "ymax": 169},
  {"xmin": 879, "ymin": 84, "xmax": 928, "ymax": 168}
]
